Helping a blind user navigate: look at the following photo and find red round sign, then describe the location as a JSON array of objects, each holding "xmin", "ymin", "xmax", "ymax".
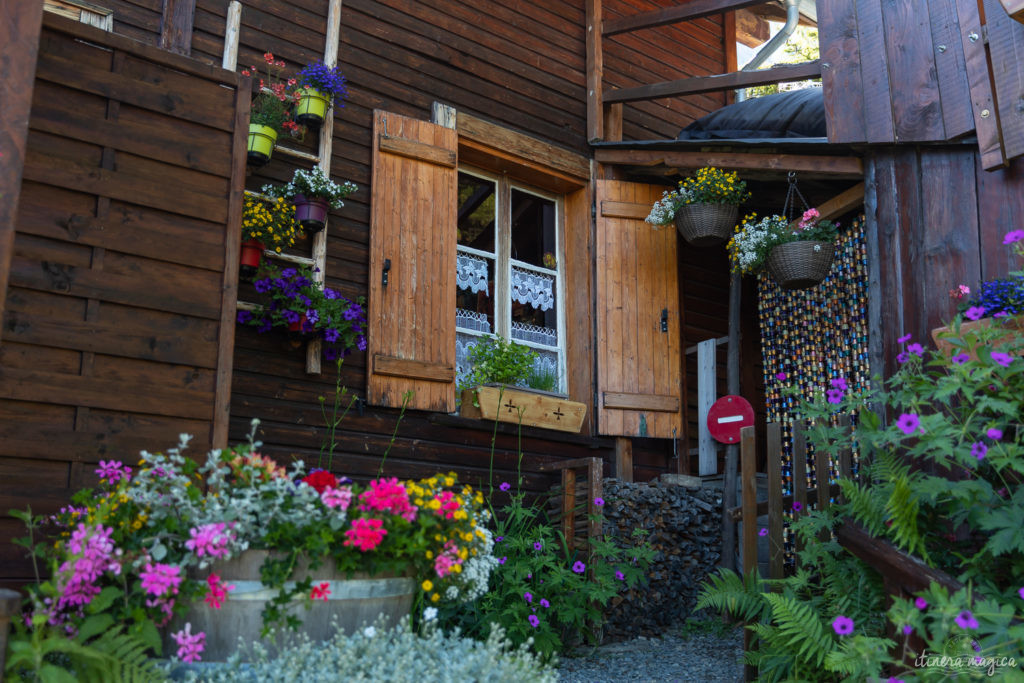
[{"xmin": 707, "ymin": 395, "xmax": 755, "ymax": 444}]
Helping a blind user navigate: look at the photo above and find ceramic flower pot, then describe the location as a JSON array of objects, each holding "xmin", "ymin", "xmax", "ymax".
[
  {"xmin": 765, "ymin": 240, "xmax": 836, "ymax": 290},
  {"xmin": 931, "ymin": 315, "xmax": 1023, "ymax": 361},
  {"xmin": 293, "ymin": 194, "xmax": 330, "ymax": 233},
  {"xmin": 165, "ymin": 551, "xmax": 415, "ymax": 662},
  {"xmin": 673, "ymin": 203, "xmax": 738, "ymax": 247},
  {"xmin": 239, "ymin": 239, "xmax": 264, "ymax": 279},
  {"xmin": 247, "ymin": 123, "xmax": 278, "ymax": 167},
  {"xmin": 294, "ymin": 87, "xmax": 330, "ymax": 128}
]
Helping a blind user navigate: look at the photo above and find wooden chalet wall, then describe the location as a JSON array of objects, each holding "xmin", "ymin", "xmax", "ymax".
[
  {"xmin": 819, "ymin": 0, "xmax": 1024, "ymax": 376},
  {"xmin": 127, "ymin": 0, "xmax": 726, "ymax": 490},
  {"xmin": 0, "ymin": 14, "xmax": 248, "ymax": 585}
]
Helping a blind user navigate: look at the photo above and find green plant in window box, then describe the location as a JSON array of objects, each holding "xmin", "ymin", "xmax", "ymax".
[{"xmin": 458, "ymin": 335, "xmax": 540, "ymax": 397}]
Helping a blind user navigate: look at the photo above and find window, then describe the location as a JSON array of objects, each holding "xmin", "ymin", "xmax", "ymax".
[
  {"xmin": 44, "ymin": 0, "xmax": 114, "ymax": 30},
  {"xmin": 455, "ymin": 169, "xmax": 565, "ymax": 392}
]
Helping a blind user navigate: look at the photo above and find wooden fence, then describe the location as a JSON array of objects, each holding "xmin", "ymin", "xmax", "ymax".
[{"xmin": 0, "ymin": 13, "xmax": 248, "ymax": 585}]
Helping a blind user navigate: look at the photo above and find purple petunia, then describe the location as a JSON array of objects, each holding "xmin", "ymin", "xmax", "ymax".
[
  {"xmin": 826, "ymin": 389, "xmax": 845, "ymax": 405},
  {"xmin": 972, "ymin": 442, "xmax": 988, "ymax": 460},
  {"xmin": 323, "ymin": 328, "xmax": 340, "ymax": 343},
  {"xmin": 528, "ymin": 614, "xmax": 540, "ymax": 628},
  {"xmin": 253, "ymin": 278, "xmax": 272, "ymax": 293},
  {"xmin": 898, "ymin": 333, "xmax": 912, "ymax": 344},
  {"xmin": 832, "ymin": 615, "xmax": 855, "ymax": 636},
  {"xmin": 955, "ymin": 610, "xmax": 979, "ymax": 630},
  {"xmin": 991, "ymin": 352, "xmax": 1013, "ymax": 367},
  {"xmin": 572, "ymin": 561, "xmax": 586, "ymax": 574},
  {"xmin": 965, "ymin": 306, "xmax": 987, "ymax": 321},
  {"xmin": 1003, "ymin": 229, "xmax": 1024, "ymax": 244},
  {"xmin": 281, "ymin": 309, "xmax": 300, "ymax": 324},
  {"xmin": 357, "ymin": 337, "xmax": 367, "ymax": 352},
  {"xmin": 896, "ymin": 413, "xmax": 920, "ymax": 436},
  {"xmin": 323, "ymin": 288, "xmax": 339, "ymax": 300},
  {"xmin": 987, "ymin": 428, "xmax": 1003, "ymax": 441},
  {"xmin": 914, "ymin": 597, "xmax": 928, "ymax": 610},
  {"xmin": 499, "ymin": 482, "xmax": 511, "ymax": 492},
  {"xmin": 952, "ymin": 353, "xmax": 970, "ymax": 365},
  {"xmin": 237, "ymin": 310, "xmax": 253, "ymax": 324}
]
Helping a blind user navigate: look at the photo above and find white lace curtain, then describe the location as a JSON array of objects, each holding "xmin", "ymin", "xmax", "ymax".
[
  {"xmin": 456, "ymin": 253, "xmax": 489, "ymax": 295},
  {"xmin": 510, "ymin": 265, "xmax": 554, "ymax": 311}
]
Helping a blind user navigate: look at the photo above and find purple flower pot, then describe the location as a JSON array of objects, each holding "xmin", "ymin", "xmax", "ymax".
[{"xmin": 294, "ymin": 195, "xmax": 329, "ymax": 233}]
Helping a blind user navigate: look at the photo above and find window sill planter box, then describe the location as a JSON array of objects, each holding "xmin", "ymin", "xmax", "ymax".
[
  {"xmin": 674, "ymin": 203, "xmax": 738, "ymax": 247},
  {"xmin": 931, "ymin": 315, "xmax": 1023, "ymax": 361},
  {"xmin": 165, "ymin": 550, "xmax": 414, "ymax": 662},
  {"xmin": 247, "ymin": 124, "xmax": 278, "ymax": 167},
  {"xmin": 765, "ymin": 240, "xmax": 835, "ymax": 290},
  {"xmin": 459, "ymin": 384, "xmax": 586, "ymax": 433}
]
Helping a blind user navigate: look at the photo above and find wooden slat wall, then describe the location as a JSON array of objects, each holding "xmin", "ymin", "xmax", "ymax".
[
  {"xmin": 819, "ymin": 0, "xmax": 974, "ymax": 145},
  {"xmin": 868, "ymin": 146, "xmax": 1024, "ymax": 378},
  {"xmin": 595, "ymin": 180, "xmax": 682, "ymax": 440},
  {"xmin": 1, "ymin": 14, "xmax": 246, "ymax": 585}
]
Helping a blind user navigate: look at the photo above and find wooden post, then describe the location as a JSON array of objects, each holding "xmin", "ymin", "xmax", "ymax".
[
  {"xmin": 615, "ymin": 436, "xmax": 633, "ymax": 482},
  {"xmin": 0, "ymin": 0, "xmax": 44, "ymax": 343},
  {"xmin": 587, "ymin": 457, "xmax": 603, "ymax": 553},
  {"xmin": 740, "ymin": 425, "xmax": 757, "ymax": 578},
  {"xmin": 159, "ymin": 0, "xmax": 196, "ymax": 55},
  {"xmin": 792, "ymin": 422, "xmax": 808, "ymax": 554},
  {"xmin": 697, "ymin": 338, "xmax": 717, "ymax": 475},
  {"xmin": 586, "ymin": 0, "xmax": 604, "ymax": 141},
  {"xmin": 721, "ymin": 271, "xmax": 741, "ymax": 572},
  {"xmin": 562, "ymin": 468, "xmax": 576, "ymax": 554},
  {"xmin": 766, "ymin": 422, "xmax": 783, "ymax": 584},
  {"xmin": 221, "ymin": 1, "xmax": 241, "ymax": 71}
]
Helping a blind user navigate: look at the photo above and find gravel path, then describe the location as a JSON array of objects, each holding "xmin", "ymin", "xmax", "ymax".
[{"xmin": 555, "ymin": 627, "xmax": 744, "ymax": 682}]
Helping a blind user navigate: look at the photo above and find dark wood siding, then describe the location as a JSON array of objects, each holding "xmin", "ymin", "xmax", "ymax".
[{"xmin": 0, "ymin": 15, "xmax": 247, "ymax": 585}]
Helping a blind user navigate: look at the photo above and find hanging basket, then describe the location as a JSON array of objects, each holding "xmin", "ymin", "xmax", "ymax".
[
  {"xmin": 247, "ymin": 124, "xmax": 278, "ymax": 167},
  {"xmin": 673, "ymin": 203, "xmax": 738, "ymax": 247},
  {"xmin": 765, "ymin": 240, "xmax": 836, "ymax": 290},
  {"xmin": 294, "ymin": 194, "xmax": 330, "ymax": 233},
  {"xmin": 294, "ymin": 87, "xmax": 330, "ymax": 129}
]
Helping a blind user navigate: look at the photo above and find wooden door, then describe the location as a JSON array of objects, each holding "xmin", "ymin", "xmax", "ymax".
[{"xmin": 595, "ymin": 180, "xmax": 682, "ymax": 439}]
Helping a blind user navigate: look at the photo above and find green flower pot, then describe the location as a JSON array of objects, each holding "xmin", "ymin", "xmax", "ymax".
[
  {"xmin": 294, "ymin": 87, "xmax": 330, "ymax": 128},
  {"xmin": 247, "ymin": 124, "xmax": 278, "ymax": 167}
]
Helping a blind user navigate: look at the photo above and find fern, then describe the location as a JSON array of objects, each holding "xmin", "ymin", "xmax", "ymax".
[
  {"xmin": 762, "ymin": 593, "xmax": 836, "ymax": 670},
  {"xmin": 695, "ymin": 568, "xmax": 767, "ymax": 623}
]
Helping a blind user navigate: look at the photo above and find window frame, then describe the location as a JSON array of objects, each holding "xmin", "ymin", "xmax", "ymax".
[{"xmin": 456, "ymin": 164, "xmax": 568, "ymax": 393}]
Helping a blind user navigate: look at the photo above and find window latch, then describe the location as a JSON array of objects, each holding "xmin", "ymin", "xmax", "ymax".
[
  {"xmin": 382, "ymin": 258, "xmax": 391, "ymax": 288},
  {"xmin": 660, "ymin": 308, "xmax": 668, "ymax": 333}
]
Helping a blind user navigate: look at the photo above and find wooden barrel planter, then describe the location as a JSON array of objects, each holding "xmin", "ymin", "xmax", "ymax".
[
  {"xmin": 166, "ymin": 550, "xmax": 415, "ymax": 662},
  {"xmin": 673, "ymin": 202, "xmax": 738, "ymax": 247},
  {"xmin": 931, "ymin": 315, "xmax": 1023, "ymax": 360}
]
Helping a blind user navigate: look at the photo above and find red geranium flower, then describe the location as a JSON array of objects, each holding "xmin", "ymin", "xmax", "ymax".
[{"xmin": 302, "ymin": 469, "xmax": 339, "ymax": 494}]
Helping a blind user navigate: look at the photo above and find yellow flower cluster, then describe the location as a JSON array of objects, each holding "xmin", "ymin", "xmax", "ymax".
[
  {"xmin": 242, "ymin": 196, "xmax": 299, "ymax": 252},
  {"xmin": 679, "ymin": 166, "xmax": 750, "ymax": 206}
]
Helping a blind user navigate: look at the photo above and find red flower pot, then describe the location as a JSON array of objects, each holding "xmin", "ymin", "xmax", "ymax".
[
  {"xmin": 240, "ymin": 240, "xmax": 264, "ymax": 278},
  {"xmin": 294, "ymin": 195, "xmax": 330, "ymax": 234}
]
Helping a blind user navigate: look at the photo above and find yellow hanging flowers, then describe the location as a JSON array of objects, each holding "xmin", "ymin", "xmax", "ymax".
[{"xmin": 242, "ymin": 195, "xmax": 299, "ymax": 252}]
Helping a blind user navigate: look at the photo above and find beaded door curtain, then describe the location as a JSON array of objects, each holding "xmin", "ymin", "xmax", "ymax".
[{"xmin": 758, "ymin": 216, "xmax": 869, "ymax": 561}]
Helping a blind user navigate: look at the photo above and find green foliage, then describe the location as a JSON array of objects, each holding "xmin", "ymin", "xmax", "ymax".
[
  {"xmin": 458, "ymin": 335, "xmax": 541, "ymax": 394},
  {"xmin": 5, "ymin": 613, "xmax": 165, "ymax": 682},
  {"xmin": 178, "ymin": 617, "xmax": 556, "ymax": 682},
  {"xmin": 261, "ymin": 167, "xmax": 358, "ymax": 209},
  {"xmin": 523, "ymin": 365, "xmax": 559, "ymax": 393},
  {"xmin": 249, "ymin": 93, "xmax": 290, "ymax": 133},
  {"xmin": 743, "ymin": 26, "xmax": 821, "ymax": 99}
]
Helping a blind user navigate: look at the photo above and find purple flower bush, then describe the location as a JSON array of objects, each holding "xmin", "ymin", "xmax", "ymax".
[
  {"xmin": 240, "ymin": 263, "xmax": 366, "ymax": 360},
  {"xmin": 296, "ymin": 60, "xmax": 349, "ymax": 104}
]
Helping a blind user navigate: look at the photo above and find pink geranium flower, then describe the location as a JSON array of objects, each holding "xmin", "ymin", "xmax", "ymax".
[
  {"xmin": 171, "ymin": 623, "xmax": 205, "ymax": 663},
  {"xmin": 140, "ymin": 563, "xmax": 182, "ymax": 598},
  {"xmin": 343, "ymin": 517, "xmax": 387, "ymax": 552}
]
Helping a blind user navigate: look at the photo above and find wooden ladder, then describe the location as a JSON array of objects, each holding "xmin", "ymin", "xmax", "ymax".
[{"xmin": 222, "ymin": 0, "xmax": 343, "ymax": 375}]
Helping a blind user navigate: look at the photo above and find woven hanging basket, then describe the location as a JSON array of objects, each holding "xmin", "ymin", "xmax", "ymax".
[
  {"xmin": 673, "ymin": 203, "xmax": 738, "ymax": 247},
  {"xmin": 765, "ymin": 240, "xmax": 836, "ymax": 290}
]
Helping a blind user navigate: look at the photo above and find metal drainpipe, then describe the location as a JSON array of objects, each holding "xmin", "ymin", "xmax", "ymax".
[{"xmin": 735, "ymin": 0, "xmax": 801, "ymax": 102}]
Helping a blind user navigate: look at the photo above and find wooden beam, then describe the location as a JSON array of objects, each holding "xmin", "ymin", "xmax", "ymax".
[
  {"xmin": 603, "ymin": 392, "xmax": 680, "ymax": 412},
  {"xmin": 159, "ymin": 0, "xmax": 196, "ymax": 56},
  {"xmin": 603, "ymin": 0, "xmax": 765, "ymax": 37},
  {"xmin": 587, "ymin": 0, "xmax": 603, "ymax": 141},
  {"xmin": 456, "ymin": 111, "xmax": 590, "ymax": 181},
  {"xmin": 379, "ymin": 135, "xmax": 457, "ymax": 167},
  {"xmin": 0, "ymin": 0, "xmax": 45, "ymax": 344},
  {"xmin": 615, "ymin": 437, "xmax": 633, "ymax": 482},
  {"xmin": 789, "ymin": 182, "xmax": 865, "ymax": 229},
  {"xmin": 600, "ymin": 200, "xmax": 649, "ymax": 220},
  {"xmin": 740, "ymin": 425, "xmax": 757, "ymax": 578},
  {"xmin": 595, "ymin": 148, "xmax": 864, "ymax": 177},
  {"xmin": 999, "ymin": 0, "xmax": 1024, "ymax": 23},
  {"xmin": 372, "ymin": 355, "xmax": 455, "ymax": 382},
  {"xmin": 604, "ymin": 61, "xmax": 821, "ymax": 103},
  {"xmin": 956, "ymin": 0, "xmax": 1006, "ymax": 169},
  {"xmin": 723, "ymin": 11, "xmax": 738, "ymax": 106},
  {"xmin": 836, "ymin": 521, "xmax": 963, "ymax": 595},
  {"xmin": 221, "ymin": 1, "xmax": 241, "ymax": 70},
  {"xmin": 735, "ymin": 7, "xmax": 771, "ymax": 47}
]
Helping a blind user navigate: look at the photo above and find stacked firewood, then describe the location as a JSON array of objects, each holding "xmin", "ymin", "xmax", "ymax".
[{"xmin": 600, "ymin": 477, "xmax": 723, "ymax": 640}]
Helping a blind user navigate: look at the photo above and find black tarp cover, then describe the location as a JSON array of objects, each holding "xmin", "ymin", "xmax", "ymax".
[{"xmin": 677, "ymin": 88, "xmax": 825, "ymax": 140}]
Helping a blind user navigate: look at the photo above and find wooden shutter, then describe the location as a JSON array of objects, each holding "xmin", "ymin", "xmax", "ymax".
[
  {"xmin": 367, "ymin": 110, "xmax": 457, "ymax": 411},
  {"xmin": 595, "ymin": 180, "xmax": 682, "ymax": 439}
]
